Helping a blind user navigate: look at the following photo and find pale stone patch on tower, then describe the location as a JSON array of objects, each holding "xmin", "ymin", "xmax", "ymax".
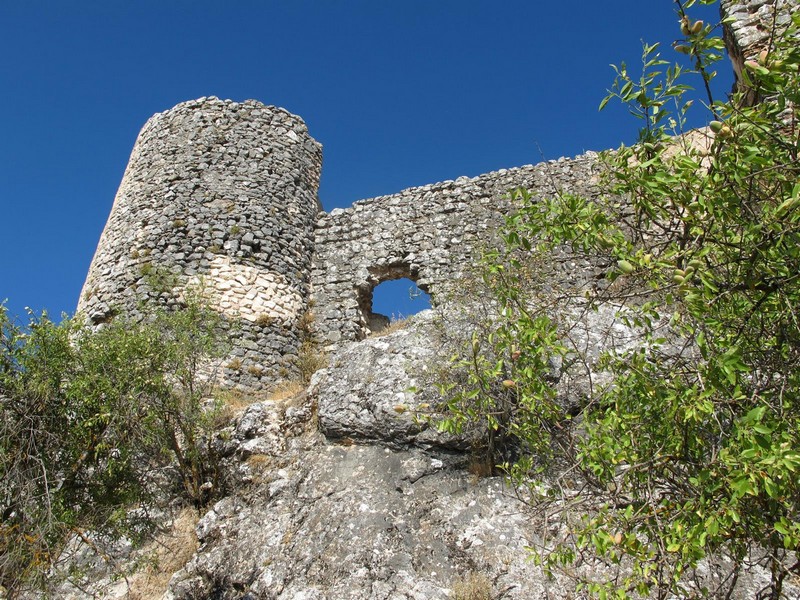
[{"xmin": 189, "ymin": 256, "xmax": 303, "ymax": 325}]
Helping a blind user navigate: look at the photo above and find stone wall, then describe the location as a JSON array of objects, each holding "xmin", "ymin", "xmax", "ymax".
[
  {"xmin": 78, "ymin": 97, "xmax": 322, "ymax": 391},
  {"xmin": 78, "ymin": 1, "xmax": 796, "ymax": 391},
  {"xmin": 721, "ymin": 0, "xmax": 798, "ymax": 102},
  {"xmin": 310, "ymin": 154, "xmax": 603, "ymax": 346},
  {"xmin": 307, "ymin": 0, "xmax": 800, "ymax": 348}
]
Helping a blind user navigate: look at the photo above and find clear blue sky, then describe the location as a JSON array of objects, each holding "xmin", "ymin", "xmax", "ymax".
[{"xmin": 0, "ymin": 1, "xmax": 729, "ymax": 322}]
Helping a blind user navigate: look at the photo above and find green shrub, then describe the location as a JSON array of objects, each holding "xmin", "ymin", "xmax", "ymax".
[
  {"xmin": 0, "ymin": 291, "xmax": 227, "ymax": 594},
  {"xmin": 440, "ymin": 4, "xmax": 800, "ymax": 598}
]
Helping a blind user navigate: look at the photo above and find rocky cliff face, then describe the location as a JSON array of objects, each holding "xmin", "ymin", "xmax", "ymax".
[
  {"xmin": 169, "ymin": 309, "xmax": 797, "ymax": 600},
  {"xmin": 161, "ymin": 309, "xmax": 625, "ymax": 600},
  {"xmin": 169, "ymin": 433, "xmax": 544, "ymax": 599},
  {"xmin": 48, "ymin": 309, "xmax": 794, "ymax": 600}
]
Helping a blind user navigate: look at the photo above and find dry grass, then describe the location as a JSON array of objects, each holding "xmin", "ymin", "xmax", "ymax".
[
  {"xmin": 216, "ymin": 388, "xmax": 257, "ymax": 417},
  {"xmin": 255, "ymin": 313, "xmax": 274, "ymax": 327},
  {"xmin": 245, "ymin": 454, "xmax": 273, "ymax": 469},
  {"xmin": 468, "ymin": 455, "xmax": 495, "ymax": 481},
  {"xmin": 247, "ymin": 364, "xmax": 265, "ymax": 377},
  {"xmin": 268, "ymin": 380, "xmax": 306, "ymax": 402},
  {"xmin": 452, "ymin": 572, "xmax": 493, "ymax": 600},
  {"xmin": 243, "ymin": 454, "xmax": 276, "ymax": 486},
  {"xmin": 367, "ymin": 316, "xmax": 411, "ymax": 338},
  {"xmin": 297, "ymin": 308, "xmax": 315, "ymax": 334},
  {"xmin": 296, "ymin": 341, "xmax": 327, "ymax": 384},
  {"xmin": 124, "ymin": 508, "xmax": 200, "ymax": 600}
]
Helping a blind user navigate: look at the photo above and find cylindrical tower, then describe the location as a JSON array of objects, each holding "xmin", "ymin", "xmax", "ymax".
[{"xmin": 78, "ymin": 97, "xmax": 322, "ymax": 391}]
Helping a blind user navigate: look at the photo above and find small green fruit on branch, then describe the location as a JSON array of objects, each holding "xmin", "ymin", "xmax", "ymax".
[
  {"xmin": 617, "ymin": 260, "xmax": 635, "ymax": 275},
  {"xmin": 709, "ymin": 120, "xmax": 733, "ymax": 138},
  {"xmin": 680, "ymin": 16, "xmax": 703, "ymax": 36}
]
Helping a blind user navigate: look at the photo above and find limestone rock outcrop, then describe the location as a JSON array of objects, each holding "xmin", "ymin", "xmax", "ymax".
[
  {"xmin": 162, "ymin": 311, "xmax": 789, "ymax": 600},
  {"xmin": 310, "ymin": 310, "xmax": 467, "ymax": 450},
  {"xmin": 41, "ymin": 308, "xmax": 795, "ymax": 599},
  {"xmin": 163, "ymin": 313, "xmax": 575, "ymax": 599},
  {"xmin": 169, "ymin": 440, "xmax": 551, "ymax": 600}
]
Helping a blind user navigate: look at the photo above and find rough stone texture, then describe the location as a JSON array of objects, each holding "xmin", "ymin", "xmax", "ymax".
[
  {"xmin": 311, "ymin": 310, "xmax": 468, "ymax": 450},
  {"xmin": 311, "ymin": 154, "xmax": 604, "ymax": 347},
  {"xmin": 168, "ymin": 440, "xmax": 562, "ymax": 600},
  {"xmin": 310, "ymin": 303, "xmax": 652, "ymax": 450},
  {"xmin": 33, "ymin": 315, "xmax": 796, "ymax": 599},
  {"xmin": 721, "ymin": 0, "xmax": 799, "ymax": 101},
  {"xmin": 161, "ymin": 330, "xmax": 793, "ymax": 599},
  {"xmin": 78, "ymin": 97, "xmax": 322, "ymax": 390}
]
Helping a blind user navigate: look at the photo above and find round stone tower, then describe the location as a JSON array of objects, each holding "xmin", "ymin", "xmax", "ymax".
[{"xmin": 78, "ymin": 97, "xmax": 322, "ymax": 391}]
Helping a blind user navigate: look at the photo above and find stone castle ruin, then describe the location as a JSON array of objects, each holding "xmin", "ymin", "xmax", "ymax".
[{"xmin": 78, "ymin": 0, "xmax": 796, "ymax": 392}]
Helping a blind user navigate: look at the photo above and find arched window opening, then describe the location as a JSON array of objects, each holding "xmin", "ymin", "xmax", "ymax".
[
  {"xmin": 373, "ymin": 278, "xmax": 431, "ymax": 321},
  {"xmin": 356, "ymin": 264, "xmax": 431, "ymax": 338}
]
